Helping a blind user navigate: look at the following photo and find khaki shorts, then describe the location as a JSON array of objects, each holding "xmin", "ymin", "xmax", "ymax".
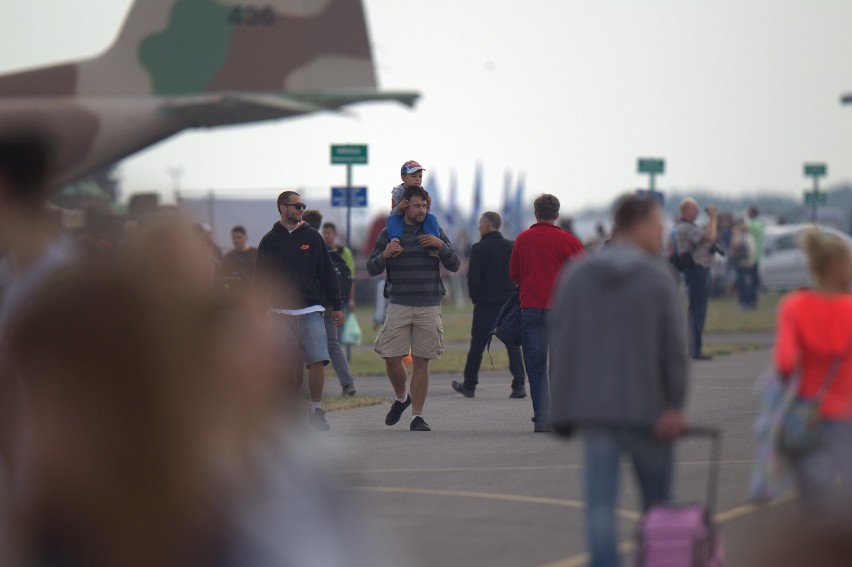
[{"xmin": 374, "ymin": 304, "xmax": 445, "ymax": 360}]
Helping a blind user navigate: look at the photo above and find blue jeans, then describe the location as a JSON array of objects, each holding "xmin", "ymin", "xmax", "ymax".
[
  {"xmin": 387, "ymin": 212, "xmax": 440, "ymax": 241},
  {"xmin": 583, "ymin": 426, "xmax": 674, "ymax": 567},
  {"xmin": 520, "ymin": 308, "xmax": 550, "ymax": 426},
  {"xmin": 735, "ymin": 265, "xmax": 757, "ymax": 307},
  {"xmin": 683, "ymin": 265, "xmax": 711, "ymax": 357}
]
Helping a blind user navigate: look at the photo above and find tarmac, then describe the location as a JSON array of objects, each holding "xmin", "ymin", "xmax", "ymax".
[{"xmin": 315, "ymin": 339, "xmax": 804, "ymax": 567}]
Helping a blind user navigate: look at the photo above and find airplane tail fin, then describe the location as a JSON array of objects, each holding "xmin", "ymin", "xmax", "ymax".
[{"xmin": 0, "ymin": 0, "xmax": 380, "ymax": 97}]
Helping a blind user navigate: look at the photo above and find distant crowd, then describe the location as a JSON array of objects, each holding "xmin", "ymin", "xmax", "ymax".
[{"xmin": 2, "ymin": 134, "xmax": 852, "ymax": 566}]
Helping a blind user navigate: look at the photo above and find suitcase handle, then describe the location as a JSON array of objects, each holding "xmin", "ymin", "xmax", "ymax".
[{"xmin": 683, "ymin": 425, "xmax": 722, "ymax": 515}]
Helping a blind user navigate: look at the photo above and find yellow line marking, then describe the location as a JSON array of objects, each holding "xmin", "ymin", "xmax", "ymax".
[
  {"xmin": 538, "ymin": 494, "xmax": 797, "ymax": 567},
  {"xmin": 350, "ymin": 466, "xmax": 795, "ymax": 567},
  {"xmin": 350, "ymin": 486, "xmax": 642, "ymax": 521},
  {"xmin": 336, "ymin": 460, "xmax": 755, "ymax": 475},
  {"xmin": 539, "ymin": 541, "xmax": 636, "ymax": 567}
]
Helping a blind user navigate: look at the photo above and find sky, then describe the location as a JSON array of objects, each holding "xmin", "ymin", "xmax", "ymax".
[{"xmin": 1, "ymin": 0, "xmax": 851, "ymax": 218}]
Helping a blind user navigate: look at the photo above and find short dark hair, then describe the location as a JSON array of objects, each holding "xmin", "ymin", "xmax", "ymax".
[
  {"xmin": 613, "ymin": 194, "xmax": 660, "ymax": 234},
  {"xmin": 533, "ymin": 194, "xmax": 560, "ymax": 221},
  {"xmin": 302, "ymin": 209, "xmax": 322, "ymax": 230},
  {"xmin": 401, "ymin": 185, "xmax": 430, "ymax": 207},
  {"xmin": 748, "ymin": 206, "xmax": 759, "ymax": 218},
  {"xmin": 481, "ymin": 211, "xmax": 501, "ymax": 230},
  {"xmin": 231, "ymin": 225, "xmax": 246, "ymax": 235},
  {"xmin": 0, "ymin": 131, "xmax": 52, "ymax": 208},
  {"xmin": 321, "ymin": 222, "xmax": 337, "ymax": 233},
  {"xmin": 276, "ymin": 190, "xmax": 300, "ymax": 213}
]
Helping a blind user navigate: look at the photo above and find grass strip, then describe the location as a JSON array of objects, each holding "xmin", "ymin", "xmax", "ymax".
[{"xmin": 322, "ymin": 395, "xmax": 386, "ymax": 412}]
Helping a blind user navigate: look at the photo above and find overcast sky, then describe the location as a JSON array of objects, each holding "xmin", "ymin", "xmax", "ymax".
[{"xmin": 1, "ymin": 0, "xmax": 851, "ymax": 216}]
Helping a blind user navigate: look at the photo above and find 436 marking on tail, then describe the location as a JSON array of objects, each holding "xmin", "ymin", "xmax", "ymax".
[{"xmin": 228, "ymin": 6, "xmax": 276, "ymax": 26}]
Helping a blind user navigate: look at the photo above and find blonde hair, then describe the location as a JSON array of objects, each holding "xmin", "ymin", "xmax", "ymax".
[{"xmin": 801, "ymin": 229, "xmax": 851, "ymax": 280}]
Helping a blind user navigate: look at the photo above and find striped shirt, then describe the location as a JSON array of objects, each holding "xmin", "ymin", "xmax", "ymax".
[{"xmin": 366, "ymin": 223, "xmax": 460, "ymax": 306}]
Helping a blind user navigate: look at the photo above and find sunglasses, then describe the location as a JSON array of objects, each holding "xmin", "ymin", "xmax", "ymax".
[{"xmin": 284, "ymin": 203, "xmax": 307, "ymax": 210}]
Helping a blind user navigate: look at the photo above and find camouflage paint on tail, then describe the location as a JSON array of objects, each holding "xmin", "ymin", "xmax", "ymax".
[
  {"xmin": 0, "ymin": 0, "xmax": 377, "ymax": 97},
  {"xmin": 0, "ymin": 0, "xmax": 416, "ymax": 189}
]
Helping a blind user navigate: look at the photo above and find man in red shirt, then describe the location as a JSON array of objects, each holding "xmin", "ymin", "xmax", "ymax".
[{"xmin": 510, "ymin": 194, "xmax": 585, "ymax": 432}]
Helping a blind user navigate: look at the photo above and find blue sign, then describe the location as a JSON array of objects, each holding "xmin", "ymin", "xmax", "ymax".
[
  {"xmin": 636, "ymin": 189, "xmax": 665, "ymax": 205},
  {"xmin": 331, "ymin": 186, "xmax": 368, "ymax": 208}
]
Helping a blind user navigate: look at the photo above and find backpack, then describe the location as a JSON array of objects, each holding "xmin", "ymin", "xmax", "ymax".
[
  {"xmin": 670, "ymin": 252, "xmax": 695, "ymax": 272},
  {"xmin": 485, "ymin": 288, "xmax": 521, "ymax": 362},
  {"xmin": 329, "ymin": 248, "xmax": 353, "ymax": 300}
]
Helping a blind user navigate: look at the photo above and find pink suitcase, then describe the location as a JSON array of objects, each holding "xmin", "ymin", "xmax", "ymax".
[{"xmin": 634, "ymin": 427, "xmax": 725, "ymax": 567}]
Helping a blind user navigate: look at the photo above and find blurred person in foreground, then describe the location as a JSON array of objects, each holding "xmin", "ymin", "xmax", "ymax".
[
  {"xmin": 302, "ymin": 210, "xmax": 357, "ymax": 397},
  {"xmin": 775, "ymin": 230, "xmax": 852, "ymax": 520},
  {"xmin": 550, "ymin": 195, "xmax": 689, "ymax": 567},
  {"xmin": 255, "ymin": 193, "xmax": 343, "ymax": 431},
  {"xmin": 0, "ymin": 223, "xmax": 389, "ymax": 567},
  {"xmin": 675, "ymin": 198, "xmax": 718, "ymax": 361},
  {"xmin": 0, "ymin": 132, "xmax": 73, "ymax": 335},
  {"xmin": 452, "ymin": 211, "xmax": 527, "ymax": 399},
  {"xmin": 0, "ymin": 132, "xmax": 75, "ymax": 497},
  {"xmin": 510, "ymin": 194, "xmax": 585, "ymax": 432}
]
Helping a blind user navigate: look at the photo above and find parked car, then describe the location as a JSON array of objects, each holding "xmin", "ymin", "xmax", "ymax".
[{"xmin": 759, "ymin": 224, "xmax": 852, "ymax": 291}]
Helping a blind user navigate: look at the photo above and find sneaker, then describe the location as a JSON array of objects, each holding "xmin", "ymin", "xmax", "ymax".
[
  {"xmin": 342, "ymin": 385, "xmax": 357, "ymax": 397},
  {"xmin": 385, "ymin": 394, "xmax": 412, "ymax": 426},
  {"xmin": 692, "ymin": 353, "xmax": 713, "ymax": 361},
  {"xmin": 510, "ymin": 388, "xmax": 527, "ymax": 399},
  {"xmin": 533, "ymin": 424, "xmax": 553, "ymax": 433},
  {"xmin": 309, "ymin": 408, "xmax": 331, "ymax": 431},
  {"xmin": 410, "ymin": 416, "xmax": 432, "ymax": 432},
  {"xmin": 451, "ymin": 380, "xmax": 474, "ymax": 398},
  {"xmin": 426, "ymin": 248, "xmax": 440, "ymax": 259}
]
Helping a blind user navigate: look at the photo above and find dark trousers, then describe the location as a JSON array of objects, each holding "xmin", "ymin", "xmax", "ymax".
[
  {"xmin": 463, "ymin": 301, "xmax": 526, "ymax": 392},
  {"xmin": 735, "ymin": 265, "xmax": 757, "ymax": 307},
  {"xmin": 684, "ymin": 265, "xmax": 711, "ymax": 357}
]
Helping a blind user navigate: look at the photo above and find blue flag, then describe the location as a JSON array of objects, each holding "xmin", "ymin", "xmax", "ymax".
[
  {"xmin": 501, "ymin": 169, "xmax": 516, "ymax": 238},
  {"xmin": 513, "ymin": 172, "xmax": 526, "ymax": 234},
  {"xmin": 469, "ymin": 162, "xmax": 483, "ymax": 241}
]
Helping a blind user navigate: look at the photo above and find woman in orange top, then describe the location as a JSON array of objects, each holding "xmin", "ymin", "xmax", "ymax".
[{"xmin": 775, "ymin": 230, "xmax": 852, "ymax": 517}]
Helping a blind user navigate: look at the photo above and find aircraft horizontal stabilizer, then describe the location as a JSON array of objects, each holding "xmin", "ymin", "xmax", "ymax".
[{"xmin": 163, "ymin": 93, "xmax": 324, "ymax": 127}]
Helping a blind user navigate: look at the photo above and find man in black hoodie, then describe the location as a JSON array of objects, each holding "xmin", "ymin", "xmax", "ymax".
[{"xmin": 255, "ymin": 191, "xmax": 343, "ymax": 431}]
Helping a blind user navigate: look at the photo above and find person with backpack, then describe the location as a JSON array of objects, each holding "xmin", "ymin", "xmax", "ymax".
[
  {"xmin": 452, "ymin": 212, "xmax": 526, "ymax": 399},
  {"xmin": 321, "ymin": 222, "xmax": 356, "ymax": 315},
  {"xmin": 301, "ymin": 211, "xmax": 357, "ymax": 397},
  {"xmin": 549, "ymin": 194, "xmax": 690, "ymax": 567},
  {"xmin": 674, "ymin": 198, "xmax": 718, "ymax": 361}
]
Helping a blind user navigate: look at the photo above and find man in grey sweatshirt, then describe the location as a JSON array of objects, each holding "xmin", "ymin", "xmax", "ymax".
[{"xmin": 549, "ymin": 194, "xmax": 689, "ymax": 567}]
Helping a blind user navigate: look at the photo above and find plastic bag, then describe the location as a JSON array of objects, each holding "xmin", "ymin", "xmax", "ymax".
[{"xmin": 340, "ymin": 312, "xmax": 362, "ymax": 346}]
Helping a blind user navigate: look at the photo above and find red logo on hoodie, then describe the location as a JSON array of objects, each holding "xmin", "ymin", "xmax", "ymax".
[{"xmin": 300, "ymin": 244, "xmax": 310, "ymax": 250}]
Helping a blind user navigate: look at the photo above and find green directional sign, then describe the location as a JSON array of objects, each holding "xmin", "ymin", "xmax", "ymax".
[
  {"xmin": 637, "ymin": 158, "xmax": 665, "ymax": 175},
  {"xmin": 331, "ymin": 144, "xmax": 368, "ymax": 165},
  {"xmin": 804, "ymin": 191, "xmax": 828, "ymax": 206},
  {"xmin": 804, "ymin": 163, "xmax": 827, "ymax": 177}
]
